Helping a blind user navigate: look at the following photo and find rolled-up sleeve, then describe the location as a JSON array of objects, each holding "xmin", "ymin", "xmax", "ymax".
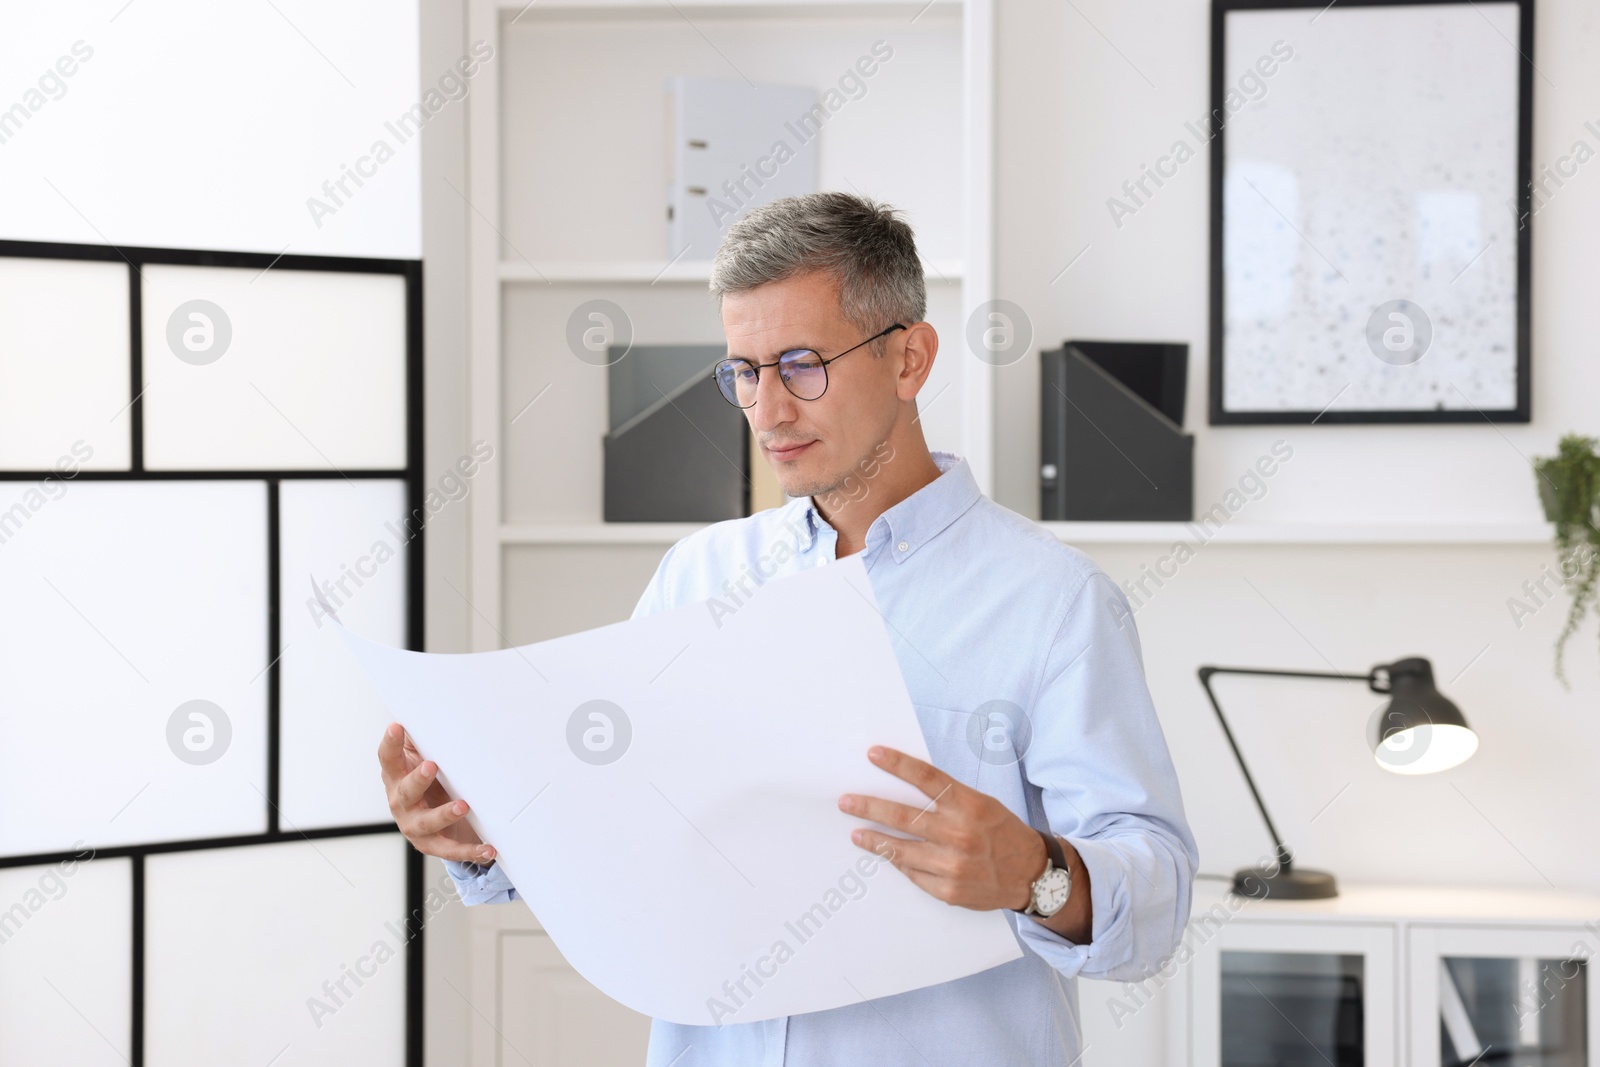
[
  {"xmin": 1011, "ymin": 570, "xmax": 1198, "ymax": 982},
  {"xmin": 445, "ymin": 859, "xmax": 519, "ymax": 905}
]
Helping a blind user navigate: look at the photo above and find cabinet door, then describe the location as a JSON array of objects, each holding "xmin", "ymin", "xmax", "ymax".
[
  {"xmin": 497, "ymin": 931, "xmax": 653, "ymax": 1065},
  {"xmin": 1409, "ymin": 925, "xmax": 1598, "ymax": 1067},
  {"xmin": 1190, "ymin": 919, "xmax": 1399, "ymax": 1067}
]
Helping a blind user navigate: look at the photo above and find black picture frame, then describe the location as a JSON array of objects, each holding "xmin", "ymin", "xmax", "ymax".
[
  {"xmin": 0, "ymin": 238, "xmax": 426, "ymax": 1067},
  {"xmin": 1208, "ymin": 0, "xmax": 1535, "ymax": 425}
]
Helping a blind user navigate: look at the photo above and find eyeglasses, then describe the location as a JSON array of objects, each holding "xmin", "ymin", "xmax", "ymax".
[{"xmin": 711, "ymin": 323, "xmax": 906, "ymax": 408}]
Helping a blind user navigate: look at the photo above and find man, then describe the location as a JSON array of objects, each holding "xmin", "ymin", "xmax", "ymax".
[{"xmin": 379, "ymin": 191, "xmax": 1197, "ymax": 1064}]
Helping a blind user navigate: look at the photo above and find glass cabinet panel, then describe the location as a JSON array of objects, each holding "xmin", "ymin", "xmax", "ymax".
[
  {"xmin": 1221, "ymin": 951, "xmax": 1365, "ymax": 1066},
  {"xmin": 1410, "ymin": 923, "xmax": 1598, "ymax": 1067},
  {"xmin": 1439, "ymin": 957, "xmax": 1587, "ymax": 1067},
  {"xmin": 1188, "ymin": 915, "xmax": 1397, "ymax": 1067}
]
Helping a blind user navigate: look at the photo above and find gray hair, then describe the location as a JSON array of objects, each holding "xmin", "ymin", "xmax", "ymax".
[{"xmin": 709, "ymin": 192, "xmax": 926, "ymax": 355}]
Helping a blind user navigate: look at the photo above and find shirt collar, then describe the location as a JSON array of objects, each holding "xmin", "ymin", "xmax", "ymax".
[{"xmin": 787, "ymin": 450, "xmax": 980, "ymax": 563}]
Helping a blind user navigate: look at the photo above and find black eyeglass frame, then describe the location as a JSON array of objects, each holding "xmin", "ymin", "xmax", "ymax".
[{"xmin": 711, "ymin": 322, "xmax": 907, "ymax": 408}]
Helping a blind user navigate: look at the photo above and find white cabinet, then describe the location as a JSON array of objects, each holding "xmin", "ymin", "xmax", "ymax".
[{"xmin": 1168, "ymin": 883, "xmax": 1600, "ymax": 1067}]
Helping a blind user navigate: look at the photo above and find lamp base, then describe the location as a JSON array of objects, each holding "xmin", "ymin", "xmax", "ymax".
[{"xmin": 1230, "ymin": 863, "xmax": 1338, "ymax": 900}]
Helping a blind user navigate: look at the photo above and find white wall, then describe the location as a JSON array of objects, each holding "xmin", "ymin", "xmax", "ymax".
[{"xmin": 0, "ymin": 0, "xmax": 422, "ymax": 258}]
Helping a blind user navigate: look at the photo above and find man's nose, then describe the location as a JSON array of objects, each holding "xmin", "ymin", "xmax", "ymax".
[{"xmin": 747, "ymin": 364, "xmax": 799, "ymax": 429}]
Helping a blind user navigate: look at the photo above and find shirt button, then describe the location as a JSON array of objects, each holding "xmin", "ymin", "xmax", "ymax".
[{"xmin": 897, "ymin": 540, "xmax": 909, "ymax": 552}]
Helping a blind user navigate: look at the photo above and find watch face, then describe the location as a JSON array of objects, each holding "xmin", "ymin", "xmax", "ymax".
[{"xmin": 1035, "ymin": 867, "xmax": 1071, "ymax": 914}]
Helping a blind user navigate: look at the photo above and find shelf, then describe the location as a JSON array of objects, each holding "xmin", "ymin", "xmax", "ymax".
[
  {"xmin": 502, "ymin": 520, "xmax": 1556, "ymax": 547},
  {"xmin": 1045, "ymin": 521, "xmax": 1554, "ymax": 545},
  {"xmin": 498, "ymin": 259, "xmax": 965, "ymax": 284},
  {"xmin": 502, "ymin": 523, "xmax": 709, "ymax": 545},
  {"xmin": 497, "ymin": 0, "xmax": 961, "ymax": 17}
]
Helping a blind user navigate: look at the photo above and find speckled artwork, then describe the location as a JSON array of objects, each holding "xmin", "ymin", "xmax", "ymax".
[{"xmin": 1218, "ymin": 3, "xmax": 1523, "ymax": 418}]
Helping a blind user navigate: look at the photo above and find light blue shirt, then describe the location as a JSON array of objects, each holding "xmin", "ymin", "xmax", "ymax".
[{"xmin": 447, "ymin": 450, "xmax": 1197, "ymax": 1065}]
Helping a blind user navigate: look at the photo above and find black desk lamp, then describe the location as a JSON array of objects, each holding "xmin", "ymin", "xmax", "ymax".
[{"xmin": 1197, "ymin": 657, "xmax": 1478, "ymax": 900}]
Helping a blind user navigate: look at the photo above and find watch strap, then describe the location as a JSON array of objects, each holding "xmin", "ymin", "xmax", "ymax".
[{"xmin": 1039, "ymin": 829, "xmax": 1066, "ymax": 872}]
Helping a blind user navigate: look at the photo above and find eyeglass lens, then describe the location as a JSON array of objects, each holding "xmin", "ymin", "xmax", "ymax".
[{"xmin": 714, "ymin": 350, "xmax": 827, "ymax": 407}]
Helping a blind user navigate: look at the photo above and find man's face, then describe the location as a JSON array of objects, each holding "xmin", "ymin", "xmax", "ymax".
[{"xmin": 720, "ymin": 270, "xmax": 902, "ymax": 499}]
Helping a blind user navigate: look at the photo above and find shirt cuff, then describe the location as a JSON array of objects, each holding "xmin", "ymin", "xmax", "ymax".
[
  {"xmin": 1008, "ymin": 834, "xmax": 1143, "ymax": 981},
  {"xmin": 445, "ymin": 859, "xmax": 519, "ymax": 906}
]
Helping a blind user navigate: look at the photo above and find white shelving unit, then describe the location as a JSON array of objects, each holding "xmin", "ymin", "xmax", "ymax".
[
  {"xmin": 456, "ymin": 8, "xmax": 994, "ymax": 1059},
  {"xmin": 464, "ymin": 0, "xmax": 995, "ymax": 653}
]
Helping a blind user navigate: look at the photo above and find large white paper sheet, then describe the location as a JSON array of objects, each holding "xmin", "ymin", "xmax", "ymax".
[{"xmin": 339, "ymin": 555, "xmax": 1022, "ymax": 1025}]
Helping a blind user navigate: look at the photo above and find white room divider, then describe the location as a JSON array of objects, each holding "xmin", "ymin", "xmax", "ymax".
[{"xmin": 0, "ymin": 239, "xmax": 425, "ymax": 1066}]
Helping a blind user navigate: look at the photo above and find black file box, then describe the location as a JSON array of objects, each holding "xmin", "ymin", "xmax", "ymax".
[{"xmin": 1040, "ymin": 340, "xmax": 1193, "ymax": 521}]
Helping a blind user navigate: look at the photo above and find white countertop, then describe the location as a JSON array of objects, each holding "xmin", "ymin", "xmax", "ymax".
[{"xmin": 1192, "ymin": 879, "xmax": 1600, "ymax": 925}]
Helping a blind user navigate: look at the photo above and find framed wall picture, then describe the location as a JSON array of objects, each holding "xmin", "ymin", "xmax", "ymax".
[{"xmin": 1209, "ymin": 0, "xmax": 1533, "ymax": 424}]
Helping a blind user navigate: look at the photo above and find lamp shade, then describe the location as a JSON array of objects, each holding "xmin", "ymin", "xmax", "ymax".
[{"xmin": 1370, "ymin": 657, "xmax": 1478, "ymax": 775}]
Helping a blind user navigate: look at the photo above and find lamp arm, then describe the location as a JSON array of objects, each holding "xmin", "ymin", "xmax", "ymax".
[{"xmin": 1195, "ymin": 665, "xmax": 1380, "ymax": 870}]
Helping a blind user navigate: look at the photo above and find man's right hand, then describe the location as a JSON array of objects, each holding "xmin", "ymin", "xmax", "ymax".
[{"xmin": 378, "ymin": 722, "xmax": 498, "ymax": 864}]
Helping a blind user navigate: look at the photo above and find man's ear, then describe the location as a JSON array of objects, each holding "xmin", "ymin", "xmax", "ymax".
[{"xmin": 896, "ymin": 321, "xmax": 938, "ymax": 403}]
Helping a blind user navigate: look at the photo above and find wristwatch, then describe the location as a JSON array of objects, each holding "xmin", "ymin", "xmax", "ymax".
[{"xmin": 1020, "ymin": 829, "xmax": 1072, "ymax": 918}]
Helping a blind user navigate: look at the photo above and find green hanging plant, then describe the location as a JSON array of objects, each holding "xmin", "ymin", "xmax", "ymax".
[{"xmin": 1532, "ymin": 433, "xmax": 1600, "ymax": 687}]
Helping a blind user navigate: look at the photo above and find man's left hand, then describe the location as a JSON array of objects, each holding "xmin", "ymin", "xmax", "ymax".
[{"xmin": 838, "ymin": 745, "xmax": 1045, "ymax": 912}]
